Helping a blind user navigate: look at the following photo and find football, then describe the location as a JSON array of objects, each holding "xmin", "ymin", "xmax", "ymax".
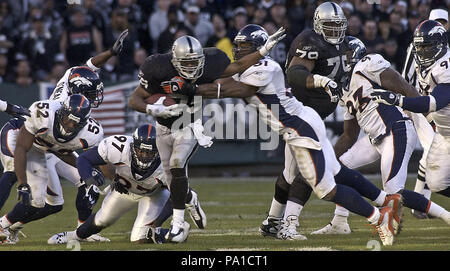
[{"xmin": 145, "ymin": 93, "xmax": 176, "ymax": 106}]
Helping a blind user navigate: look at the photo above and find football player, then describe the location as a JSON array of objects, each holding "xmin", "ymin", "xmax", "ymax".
[
  {"xmin": 259, "ymin": 1, "xmax": 351, "ymax": 238},
  {"xmin": 181, "ymin": 24, "xmax": 401, "ymax": 246},
  {"xmin": 316, "ymin": 36, "xmax": 450, "ymax": 234},
  {"xmin": 0, "ymin": 94, "xmax": 105, "ymax": 244},
  {"xmin": 371, "ymin": 20, "xmax": 450, "ymax": 199},
  {"xmin": 128, "ymin": 28, "xmax": 286, "ymax": 243},
  {"xmin": 0, "ymin": 100, "xmax": 30, "ymax": 121},
  {"xmin": 47, "ymin": 124, "xmax": 184, "ymax": 244},
  {"xmin": 0, "ymin": 29, "xmax": 128, "ymax": 242}
]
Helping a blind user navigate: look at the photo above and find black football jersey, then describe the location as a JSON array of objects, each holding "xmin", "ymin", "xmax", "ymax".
[
  {"xmin": 286, "ymin": 29, "xmax": 350, "ymax": 119},
  {"xmin": 139, "ymin": 47, "xmax": 231, "ymax": 128}
]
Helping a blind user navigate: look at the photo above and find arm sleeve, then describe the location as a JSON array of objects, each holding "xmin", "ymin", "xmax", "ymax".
[
  {"xmin": 76, "ymin": 146, "xmax": 107, "ymax": 181},
  {"xmin": 360, "ymin": 54, "xmax": 391, "ymax": 86},
  {"xmin": 238, "ymin": 61, "xmax": 274, "ymax": 87},
  {"xmin": 401, "ymin": 83, "xmax": 450, "ymax": 113}
]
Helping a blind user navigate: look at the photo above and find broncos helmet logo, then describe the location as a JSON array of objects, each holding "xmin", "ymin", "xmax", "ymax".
[
  {"xmin": 429, "ymin": 25, "xmax": 446, "ymax": 36},
  {"xmin": 250, "ymin": 30, "xmax": 268, "ymax": 41},
  {"xmin": 69, "ymin": 76, "xmax": 93, "ymax": 88}
]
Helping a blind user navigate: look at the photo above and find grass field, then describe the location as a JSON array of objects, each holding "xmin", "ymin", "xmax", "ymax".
[{"xmin": 0, "ymin": 175, "xmax": 449, "ymax": 251}]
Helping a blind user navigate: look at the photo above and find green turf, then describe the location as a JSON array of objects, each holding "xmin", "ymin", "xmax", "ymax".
[{"xmin": 0, "ymin": 176, "xmax": 448, "ymax": 251}]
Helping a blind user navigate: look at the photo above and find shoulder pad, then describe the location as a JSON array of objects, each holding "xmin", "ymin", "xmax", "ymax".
[
  {"xmin": 24, "ymin": 100, "xmax": 58, "ymax": 135},
  {"xmin": 97, "ymin": 135, "xmax": 132, "ymax": 164},
  {"xmin": 294, "ymin": 30, "xmax": 322, "ymax": 60},
  {"xmin": 430, "ymin": 54, "xmax": 450, "ymax": 84},
  {"xmin": 354, "ymin": 54, "xmax": 390, "ymax": 86},
  {"xmin": 239, "ymin": 58, "xmax": 278, "ymax": 87}
]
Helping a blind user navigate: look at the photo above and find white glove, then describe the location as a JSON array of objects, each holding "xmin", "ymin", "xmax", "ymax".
[
  {"xmin": 146, "ymin": 104, "xmax": 183, "ymax": 119},
  {"xmin": 259, "ymin": 27, "xmax": 286, "ymax": 56},
  {"xmin": 313, "ymin": 74, "xmax": 341, "ymax": 103}
]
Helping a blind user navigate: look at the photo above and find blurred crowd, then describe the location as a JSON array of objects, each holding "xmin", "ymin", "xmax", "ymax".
[{"xmin": 0, "ymin": 0, "xmax": 449, "ymax": 87}]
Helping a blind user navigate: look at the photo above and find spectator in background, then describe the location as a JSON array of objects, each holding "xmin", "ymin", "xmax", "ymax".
[
  {"xmin": 14, "ymin": 57, "xmax": 33, "ymax": 87},
  {"xmin": 149, "ymin": 0, "xmax": 171, "ymax": 53},
  {"xmin": 206, "ymin": 14, "xmax": 233, "ymax": 61},
  {"xmin": 157, "ymin": 5, "xmax": 192, "ymax": 53},
  {"xmin": 133, "ymin": 47, "xmax": 147, "ymax": 78},
  {"xmin": 243, "ymin": 0, "xmax": 256, "ymax": 22},
  {"xmin": 287, "ymin": 0, "xmax": 306, "ymax": 36},
  {"xmin": 347, "ymin": 14, "xmax": 363, "ymax": 39},
  {"xmin": 45, "ymin": 60, "xmax": 67, "ymax": 85},
  {"xmin": 340, "ymin": 1, "xmax": 354, "ymax": 19},
  {"xmin": 184, "ymin": 5, "xmax": 214, "ymax": 46},
  {"xmin": 20, "ymin": 14, "xmax": 59, "ymax": 81},
  {"xmin": 383, "ymin": 38, "xmax": 403, "ymax": 71},
  {"xmin": 397, "ymin": 10, "xmax": 421, "ymax": 54},
  {"xmin": 104, "ymin": 8, "xmax": 138, "ymax": 81},
  {"xmin": 393, "ymin": 0, "xmax": 408, "ymax": 28},
  {"xmin": 389, "ymin": 12, "xmax": 405, "ymax": 36},
  {"xmin": 227, "ymin": 7, "xmax": 248, "ymax": 41},
  {"xmin": 361, "ymin": 19, "xmax": 384, "ymax": 54},
  {"xmin": 429, "ymin": 8, "xmax": 450, "ymax": 44},
  {"xmin": 116, "ymin": 0, "xmax": 148, "ymax": 55},
  {"xmin": 0, "ymin": 53, "xmax": 8, "ymax": 83},
  {"xmin": 59, "ymin": 7, "xmax": 103, "ymax": 66},
  {"xmin": 374, "ymin": 0, "xmax": 393, "ymax": 20},
  {"xmin": 269, "ymin": 1, "xmax": 287, "ymax": 29},
  {"xmin": 378, "ymin": 15, "xmax": 394, "ymax": 41},
  {"xmin": 42, "ymin": 0, "xmax": 64, "ymax": 37},
  {"xmin": 251, "ymin": 6, "xmax": 267, "ymax": 25},
  {"xmin": 418, "ymin": 0, "xmax": 431, "ymax": 21},
  {"xmin": 84, "ymin": 0, "xmax": 108, "ymax": 48},
  {"xmin": 354, "ymin": 0, "xmax": 374, "ymax": 22}
]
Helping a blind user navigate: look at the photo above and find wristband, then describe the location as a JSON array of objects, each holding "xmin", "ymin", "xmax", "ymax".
[
  {"xmin": 86, "ymin": 58, "xmax": 101, "ymax": 72},
  {"xmin": 217, "ymin": 83, "xmax": 221, "ymax": 99},
  {"xmin": 0, "ymin": 100, "xmax": 7, "ymax": 112}
]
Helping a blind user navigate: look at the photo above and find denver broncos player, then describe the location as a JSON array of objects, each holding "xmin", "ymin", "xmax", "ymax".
[
  {"xmin": 372, "ymin": 20, "xmax": 450, "ymax": 200},
  {"xmin": 48, "ymin": 124, "xmax": 182, "ymax": 244},
  {"xmin": 128, "ymin": 28, "xmax": 286, "ymax": 243},
  {"xmin": 0, "ymin": 94, "xmax": 105, "ymax": 244},
  {"xmin": 316, "ymin": 36, "xmax": 450, "ymax": 235},
  {"xmin": 0, "ymin": 100, "xmax": 30, "ymax": 121},
  {"xmin": 188, "ymin": 24, "xmax": 400, "ymax": 246}
]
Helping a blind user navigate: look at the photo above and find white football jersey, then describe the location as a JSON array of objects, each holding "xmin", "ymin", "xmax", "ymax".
[
  {"xmin": 415, "ymin": 50, "xmax": 450, "ymax": 137},
  {"xmin": 97, "ymin": 135, "xmax": 165, "ymax": 196},
  {"xmin": 49, "ymin": 62, "xmax": 100, "ymax": 102},
  {"xmin": 232, "ymin": 57, "xmax": 304, "ymax": 135},
  {"xmin": 341, "ymin": 53, "xmax": 408, "ymax": 138},
  {"xmin": 24, "ymin": 100, "xmax": 103, "ymax": 154}
]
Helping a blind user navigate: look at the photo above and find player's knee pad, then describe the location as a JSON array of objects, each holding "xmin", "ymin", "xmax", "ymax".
[
  {"xmin": 288, "ymin": 174, "xmax": 313, "ymax": 206},
  {"xmin": 321, "ymin": 185, "xmax": 337, "ymax": 201}
]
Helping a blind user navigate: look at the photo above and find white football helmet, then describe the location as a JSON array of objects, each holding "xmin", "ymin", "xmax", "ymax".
[
  {"xmin": 313, "ymin": 2, "xmax": 348, "ymax": 45},
  {"xmin": 171, "ymin": 35, "xmax": 205, "ymax": 81}
]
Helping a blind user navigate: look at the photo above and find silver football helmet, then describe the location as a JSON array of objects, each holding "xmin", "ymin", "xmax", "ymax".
[
  {"xmin": 171, "ymin": 35, "xmax": 205, "ymax": 81},
  {"xmin": 313, "ymin": 2, "xmax": 348, "ymax": 45}
]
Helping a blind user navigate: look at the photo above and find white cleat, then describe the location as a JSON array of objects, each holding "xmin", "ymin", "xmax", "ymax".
[
  {"xmin": 165, "ymin": 221, "xmax": 190, "ymax": 243},
  {"xmin": 374, "ymin": 207, "xmax": 395, "ymax": 246},
  {"xmin": 442, "ymin": 212, "xmax": 450, "ymax": 226},
  {"xmin": 85, "ymin": 233, "xmax": 110, "ymax": 242},
  {"xmin": 3, "ymin": 227, "xmax": 25, "ymax": 245},
  {"xmin": 311, "ymin": 222, "xmax": 351, "ymax": 235},
  {"xmin": 47, "ymin": 231, "xmax": 77, "ymax": 245},
  {"xmin": 276, "ymin": 216, "xmax": 307, "ymax": 241},
  {"xmin": 186, "ymin": 190, "xmax": 207, "ymax": 229},
  {"xmin": 0, "ymin": 226, "xmax": 9, "ymax": 242}
]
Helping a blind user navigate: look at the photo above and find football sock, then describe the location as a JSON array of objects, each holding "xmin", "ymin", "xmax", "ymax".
[
  {"xmin": 334, "ymin": 166, "xmax": 383, "ymax": 202},
  {"xmin": 268, "ymin": 198, "xmax": 286, "ymax": 218},
  {"xmin": 76, "ymin": 185, "xmax": 92, "ymax": 222},
  {"xmin": 76, "ymin": 214, "xmax": 104, "ymax": 239},
  {"xmin": 170, "ymin": 168, "xmax": 188, "ymax": 210},
  {"xmin": 283, "ymin": 200, "xmax": 303, "ymax": 220},
  {"xmin": 2, "ymin": 203, "xmax": 41, "ymax": 226},
  {"xmin": 332, "ymin": 205, "xmax": 349, "ymax": 224},
  {"xmin": 153, "ymin": 199, "xmax": 173, "ymax": 227},
  {"xmin": 0, "ymin": 172, "xmax": 17, "ymax": 210},
  {"xmin": 330, "ymin": 184, "xmax": 375, "ymax": 218},
  {"xmin": 426, "ymin": 201, "xmax": 450, "ymax": 219},
  {"xmin": 172, "ymin": 208, "xmax": 185, "ymax": 224},
  {"xmin": 21, "ymin": 203, "xmax": 62, "ymax": 223},
  {"xmin": 399, "ymin": 189, "xmax": 431, "ymax": 213}
]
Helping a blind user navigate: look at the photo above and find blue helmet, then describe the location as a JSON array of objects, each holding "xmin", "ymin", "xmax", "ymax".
[
  {"xmin": 413, "ymin": 20, "xmax": 448, "ymax": 70},
  {"xmin": 68, "ymin": 66, "xmax": 104, "ymax": 108},
  {"xmin": 54, "ymin": 94, "xmax": 91, "ymax": 142},
  {"xmin": 346, "ymin": 36, "xmax": 367, "ymax": 70},
  {"xmin": 233, "ymin": 24, "xmax": 268, "ymax": 60},
  {"xmin": 131, "ymin": 124, "xmax": 159, "ymax": 172}
]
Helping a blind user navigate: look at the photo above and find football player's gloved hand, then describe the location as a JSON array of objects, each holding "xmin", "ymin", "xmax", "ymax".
[
  {"xmin": 313, "ymin": 74, "xmax": 341, "ymax": 103},
  {"xmin": 146, "ymin": 103, "xmax": 183, "ymax": 119},
  {"xmin": 5, "ymin": 103, "xmax": 31, "ymax": 121},
  {"xmin": 370, "ymin": 90, "xmax": 403, "ymax": 107},
  {"xmin": 110, "ymin": 29, "xmax": 129, "ymax": 56},
  {"xmin": 162, "ymin": 76, "xmax": 198, "ymax": 96},
  {"xmin": 259, "ymin": 27, "xmax": 286, "ymax": 56},
  {"xmin": 83, "ymin": 168, "xmax": 105, "ymax": 187},
  {"xmin": 17, "ymin": 183, "xmax": 32, "ymax": 206},
  {"xmin": 83, "ymin": 185, "xmax": 100, "ymax": 209},
  {"xmin": 111, "ymin": 176, "xmax": 128, "ymax": 194}
]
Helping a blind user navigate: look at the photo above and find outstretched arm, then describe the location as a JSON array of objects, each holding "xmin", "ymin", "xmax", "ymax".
[
  {"xmin": 89, "ymin": 29, "xmax": 129, "ymax": 68},
  {"xmin": 380, "ymin": 67, "xmax": 420, "ymax": 98},
  {"xmin": 197, "ymin": 77, "xmax": 258, "ymax": 99}
]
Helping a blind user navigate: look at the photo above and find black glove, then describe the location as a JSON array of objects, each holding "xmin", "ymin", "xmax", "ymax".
[
  {"xmin": 111, "ymin": 176, "xmax": 128, "ymax": 194},
  {"xmin": 324, "ymin": 80, "xmax": 342, "ymax": 103},
  {"xmin": 17, "ymin": 183, "xmax": 32, "ymax": 206},
  {"xmin": 370, "ymin": 90, "xmax": 403, "ymax": 106},
  {"xmin": 83, "ymin": 185, "xmax": 100, "ymax": 210},
  {"xmin": 110, "ymin": 29, "xmax": 129, "ymax": 56},
  {"xmin": 83, "ymin": 168, "xmax": 105, "ymax": 187},
  {"xmin": 161, "ymin": 76, "xmax": 198, "ymax": 96},
  {"xmin": 6, "ymin": 103, "xmax": 31, "ymax": 121}
]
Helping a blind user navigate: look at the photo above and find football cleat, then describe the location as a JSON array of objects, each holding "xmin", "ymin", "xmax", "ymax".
[
  {"xmin": 382, "ymin": 194, "xmax": 403, "ymax": 235},
  {"xmin": 411, "ymin": 209, "xmax": 434, "ymax": 219},
  {"xmin": 0, "ymin": 226, "xmax": 9, "ymax": 242},
  {"xmin": 85, "ymin": 233, "xmax": 110, "ymax": 242},
  {"xmin": 147, "ymin": 227, "xmax": 170, "ymax": 244},
  {"xmin": 186, "ymin": 190, "xmax": 207, "ymax": 229},
  {"xmin": 259, "ymin": 216, "xmax": 282, "ymax": 238},
  {"xmin": 47, "ymin": 231, "xmax": 77, "ymax": 245},
  {"xmin": 374, "ymin": 207, "xmax": 395, "ymax": 246},
  {"xmin": 4, "ymin": 226, "xmax": 26, "ymax": 245},
  {"xmin": 310, "ymin": 222, "xmax": 351, "ymax": 235},
  {"xmin": 165, "ymin": 221, "xmax": 190, "ymax": 243},
  {"xmin": 276, "ymin": 216, "xmax": 307, "ymax": 241}
]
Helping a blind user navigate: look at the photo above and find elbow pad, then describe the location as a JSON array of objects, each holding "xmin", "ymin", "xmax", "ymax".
[{"xmin": 287, "ymin": 65, "xmax": 311, "ymax": 89}]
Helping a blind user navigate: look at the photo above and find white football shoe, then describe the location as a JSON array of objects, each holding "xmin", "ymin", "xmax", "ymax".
[
  {"xmin": 373, "ymin": 207, "xmax": 395, "ymax": 246},
  {"xmin": 311, "ymin": 222, "xmax": 351, "ymax": 235},
  {"xmin": 47, "ymin": 231, "xmax": 77, "ymax": 245},
  {"xmin": 3, "ymin": 226, "xmax": 26, "ymax": 245},
  {"xmin": 186, "ymin": 190, "xmax": 207, "ymax": 229},
  {"xmin": 0, "ymin": 226, "xmax": 9, "ymax": 242},
  {"xmin": 165, "ymin": 221, "xmax": 190, "ymax": 243},
  {"xmin": 85, "ymin": 233, "xmax": 110, "ymax": 242},
  {"xmin": 276, "ymin": 216, "xmax": 307, "ymax": 241}
]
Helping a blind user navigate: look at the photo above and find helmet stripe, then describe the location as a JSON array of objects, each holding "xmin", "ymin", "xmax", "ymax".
[
  {"xmin": 186, "ymin": 36, "xmax": 194, "ymax": 53},
  {"xmin": 147, "ymin": 124, "xmax": 152, "ymax": 138},
  {"xmin": 417, "ymin": 20, "xmax": 429, "ymax": 32},
  {"xmin": 330, "ymin": 2, "xmax": 338, "ymax": 15}
]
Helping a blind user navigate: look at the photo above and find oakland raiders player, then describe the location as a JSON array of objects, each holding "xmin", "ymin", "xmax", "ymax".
[
  {"xmin": 372, "ymin": 20, "xmax": 450, "ymax": 199},
  {"xmin": 0, "ymin": 30, "xmax": 128, "ymax": 243},
  {"xmin": 128, "ymin": 29, "xmax": 286, "ymax": 243},
  {"xmin": 0, "ymin": 94, "xmax": 105, "ymax": 244},
  {"xmin": 259, "ymin": 1, "xmax": 351, "ymax": 238},
  {"xmin": 321, "ymin": 36, "xmax": 450, "ymax": 234},
  {"xmin": 184, "ymin": 24, "xmax": 400, "ymax": 246},
  {"xmin": 48, "ymin": 124, "xmax": 178, "ymax": 244}
]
